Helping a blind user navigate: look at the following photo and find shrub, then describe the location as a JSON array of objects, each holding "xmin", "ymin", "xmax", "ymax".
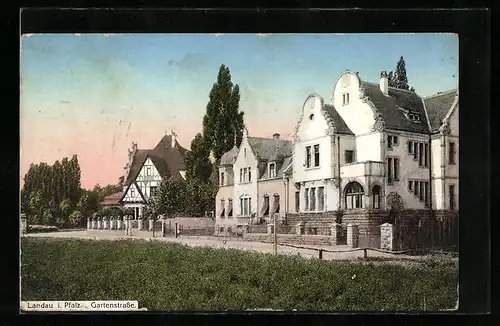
[
  {"xmin": 20, "ymin": 238, "xmax": 458, "ymax": 311},
  {"xmin": 27, "ymin": 225, "xmax": 59, "ymax": 233}
]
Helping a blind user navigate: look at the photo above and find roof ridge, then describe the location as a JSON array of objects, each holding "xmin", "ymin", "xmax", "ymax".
[
  {"xmin": 423, "ymin": 89, "xmax": 458, "ymax": 99},
  {"xmin": 362, "ymin": 80, "xmax": 421, "ymax": 96}
]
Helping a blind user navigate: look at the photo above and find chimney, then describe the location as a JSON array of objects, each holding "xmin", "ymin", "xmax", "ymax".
[
  {"xmin": 380, "ymin": 71, "xmax": 389, "ymax": 96},
  {"xmin": 273, "ymin": 133, "xmax": 280, "ymax": 139},
  {"xmin": 170, "ymin": 129, "xmax": 177, "ymax": 148}
]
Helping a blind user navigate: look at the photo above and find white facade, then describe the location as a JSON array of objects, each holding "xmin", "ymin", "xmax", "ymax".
[{"xmin": 215, "ymin": 70, "xmax": 458, "ymax": 231}]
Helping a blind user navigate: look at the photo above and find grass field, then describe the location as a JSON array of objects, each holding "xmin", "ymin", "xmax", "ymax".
[{"xmin": 20, "ymin": 237, "xmax": 458, "ymax": 311}]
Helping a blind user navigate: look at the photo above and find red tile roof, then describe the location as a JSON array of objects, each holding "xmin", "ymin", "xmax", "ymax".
[{"xmin": 101, "ymin": 192, "xmax": 124, "ymax": 206}]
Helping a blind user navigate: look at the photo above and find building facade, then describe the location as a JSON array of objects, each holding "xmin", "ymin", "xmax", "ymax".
[
  {"xmin": 118, "ymin": 131, "xmax": 188, "ymax": 219},
  {"xmin": 215, "ymin": 70, "xmax": 458, "ymax": 236}
]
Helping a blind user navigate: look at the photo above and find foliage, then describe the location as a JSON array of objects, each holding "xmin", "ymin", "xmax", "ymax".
[
  {"xmin": 21, "ymin": 238, "xmax": 459, "ymax": 311},
  {"xmin": 68, "ymin": 211, "xmax": 84, "ymax": 227},
  {"xmin": 154, "ymin": 178, "xmax": 188, "ymax": 217},
  {"xmin": 202, "ymin": 64, "xmax": 245, "ymax": 163},
  {"xmin": 387, "ymin": 56, "xmax": 416, "ymax": 92}
]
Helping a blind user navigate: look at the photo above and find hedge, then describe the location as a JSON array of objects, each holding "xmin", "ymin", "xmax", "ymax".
[{"xmin": 20, "ymin": 238, "xmax": 458, "ymax": 311}]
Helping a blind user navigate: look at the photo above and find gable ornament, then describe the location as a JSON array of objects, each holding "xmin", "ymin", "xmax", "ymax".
[
  {"xmin": 371, "ymin": 116, "xmax": 386, "ymax": 132},
  {"xmin": 440, "ymin": 123, "xmax": 451, "ymax": 135}
]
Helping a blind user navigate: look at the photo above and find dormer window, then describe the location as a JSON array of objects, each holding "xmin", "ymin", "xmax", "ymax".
[
  {"xmin": 342, "ymin": 93, "xmax": 350, "ymax": 105},
  {"xmin": 268, "ymin": 162, "xmax": 276, "ymax": 178},
  {"xmin": 409, "ymin": 113, "xmax": 420, "ymax": 121}
]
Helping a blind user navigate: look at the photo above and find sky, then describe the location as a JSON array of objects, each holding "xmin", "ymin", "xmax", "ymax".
[{"xmin": 20, "ymin": 33, "xmax": 458, "ymax": 190}]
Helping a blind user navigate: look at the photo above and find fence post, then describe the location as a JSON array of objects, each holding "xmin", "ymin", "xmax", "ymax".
[
  {"xmin": 318, "ymin": 249, "xmax": 323, "ymax": 260},
  {"xmin": 363, "ymin": 248, "xmax": 368, "ymax": 259}
]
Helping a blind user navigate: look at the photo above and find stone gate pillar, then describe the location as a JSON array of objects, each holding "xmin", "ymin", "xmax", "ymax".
[
  {"xmin": 330, "ymin": 222, "xmax": 342, "ymax": 245},
  {"xmin": 347, "ymin": 223, "xmax": 359, "ymax": 248},
  {"xmin": 380, "ymin": 223, "xmax": 395, "ymax": 251}
]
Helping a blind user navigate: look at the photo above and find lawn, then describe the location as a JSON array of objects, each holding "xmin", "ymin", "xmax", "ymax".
[{"xmin": 20, "ymin": 237, "xmax": 458, "ymax": 311}]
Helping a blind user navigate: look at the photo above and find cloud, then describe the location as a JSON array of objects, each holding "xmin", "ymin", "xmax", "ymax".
[{"xmin": 167, "ymin": 53, "xmax": 206, "ymax": 74}]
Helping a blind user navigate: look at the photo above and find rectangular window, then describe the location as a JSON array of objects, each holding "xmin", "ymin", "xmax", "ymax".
[
  {"xmin": 449, "ymin": 142, "xmax": 456, "ymax": 164},
  {"xmin": 393, "ymin": 136, "xmax": 399, "ymax": 145},
  {"xmin": 220, "ymin": 199, "xmax": 226, "ymax": 218},
  {"xmin": 424, "ymin": 182, "xmax": 429, "ymax": 207},
  {"xmin": 419, "ymin": 182, "xmax": 424, "ymax": 201},
  {"xmin": 146, "ymin": 167, "xmax": 151, "ymax": 176},
  {"xmin": 413, "ymin": 142, "xmax": 418, "ymax": 160},
  {"xmin": 243, "ymin": 198, "xmax": 248, "ymax": 216},
  {"xmin": 306, "ymin": 146, "xmax": 312, "ymax": 168},
  {"xmin": 419, "ymin": 142, "xmax": 424, "ymax": 166},
  {"xmin": 343, "ymin": 93, "xmax": 350, "ymax": 105},
  {"xmin": 387, "ymin": 135, "xmax": 393, "ymax": 149},
  {"xmin": 314, "ymin": 145, "xmax": 320, "ymax": 167},
  {"xmin": 373, "ymin": 189, "xmax": 380, "ymax": 209},
  {"xmin": 345, "ymin": 150, "xmax": 354, "ymax": 164},
  {"xmin": 130, "ymin": 188, "xmax": 136, "ymax": 197},
  {"xmin": 387, "ymin": 157, "xmax": 393, "ymax": 183},
  {"xmin": 239, "ymin": 169, "xmax": 243, "ymax": 183},
  {"xmin": 295, "ymin": 191, "xmax": 300, "ymax": 212},
  {"xmin": 449, "ymin": 185, "xmax": 456, "ymax": 210},
  {"xmin": 228, "ymin": 199, "xmax": 233, "ymax": 217},
  {"xmin": 318, "ymin": 187, "xmax": 325, "ymax": 211},
  {"xmin": 243, "ymin": 168, "xmax": 248, "ymax": 182},
  {"xmin": 248, "ymin": 167, "xmax": 252, "ymax": 182},
  {"xmin": 305, "ymin": 188, "xmax": 309, "ymax": 211},
  {"xmin": 150, "ymin": 186, "xmax": 157, "ymax": 198},
  {"xmin": 220, "ymin": 172, "xmax": 225, "ymax": 186},
  {"xmin": 408, "ymin": 180, "xmax": 413, "ymax": 191},
  {"xmin": 424, "ymin": 143, "xmax": 429, "ymax": 167},
  {"xmin": 310, "ymin": 187, "xmax": 316, "ymax": 211},
  {"xmin": 394, "ymin": 158, "xmax": 400, "ymax": 181},
  {"xmin": 263, "ymin": 195, "xmax": 270, "ymax": 216},
  {"xmin": 408, "ymin": 141, "xmax": 413, "ymax": 154},
  {"xmin": 414, "ymin": 181, "xmax": 419, "ymax": 196},
  {"xmin": 240, "ymin": 198, "xmax": 243, "ymax": 216},
  {"xmin": 269, "ymin": 163, "xmax": 276, "ymax": 178},
  {"xmin": 272, "ymin": 195, "xmax": 280, "ymax": 214}
]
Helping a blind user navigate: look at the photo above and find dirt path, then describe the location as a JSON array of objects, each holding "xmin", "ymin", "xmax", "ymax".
[{"xmin": 23, "ymin": 230, "xmax": 456, "ymax": 264}]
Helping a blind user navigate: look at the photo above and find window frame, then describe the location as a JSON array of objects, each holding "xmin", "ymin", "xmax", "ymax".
[
  {"xmin": 345, "ymin": 150, "xmax": 354, "ymax": 164},
  {"xmin": 449, "ymin": 184, "xmax": 456, "ymax": 210},
  {"xmin": 305, "ymin": 146, "xmax": 312, "ymax": 168},
  {"xmin": 449, "ymin": 142, "xmax": 456, "ymax": 165},
  {"xmin": 318, "ymin": 186, "xmax": 325, "ymax": 211},
  {"xmin": 372, "ymin": 185, "xmax": 381, "ymax": 209},
  {"xmin": 314, "ymin": 144, "xmax": 320, "ymax": 167},
  {"xmin": 220, "ymin": 172, "xmax": 225, "ymax": 186},
  {"xmin": 304, "ymin": 188, "xmax": 309, "ymax": 212},
  {"xmin": 345, "ymin": 182, "xmax": 364, "ymax": 209},
  {"xmin": 150, "ymin": 186, "xmax": 158, "ymax": 198},
  {"xmin": 310, "ymin": 187, "xmax": 316, "ymax": 211},
  {"xmin": 268, "ymin": 162, "xmax": 276, "ymax": 178},
  {"xmin": 295, "ymin": 191, "xmax": 300, "ymax": 212}
]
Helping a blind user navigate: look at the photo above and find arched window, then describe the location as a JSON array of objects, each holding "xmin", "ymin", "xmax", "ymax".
[
  {"xmin": 372, "ymin": 185, "xmax": 382, "ymax": 209},
  {"xmin": 345, "ymin": 182, "xmax": 364, "ymax": 209}
]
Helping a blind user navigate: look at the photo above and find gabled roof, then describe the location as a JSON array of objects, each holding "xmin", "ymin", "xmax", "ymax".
[
  {"xmin": 124, "ymin": 135, "xmax": 188, "ymax": 186},
  {"xmin": 220, "ymin": 146, "xmax": 239, "ymax": 166},
  {"xmin": 323, "ymin": 104, "xmax": 354, "ymax": 135},
  {"xmin": 360, "ymin": 81, "xmax": 431, "ymax": 134},
  {"xmin": 247, "ymin": 137, "xmax": 293, "ymax": 162},
  {"xmin": 101, "ymin": 191, "xmax": 124, "ymax": 206},
  {"xmin": 423, "ymin": 89, "xmax": 458, "ymax": 133}
]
